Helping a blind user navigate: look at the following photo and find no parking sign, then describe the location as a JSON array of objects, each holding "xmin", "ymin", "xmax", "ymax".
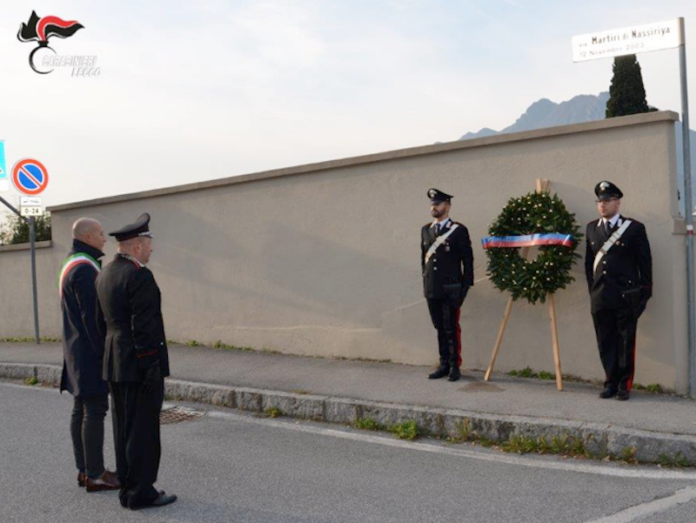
[{"xmin": 12, "ymin": 158, "xmax": 49, "ymax": 196}]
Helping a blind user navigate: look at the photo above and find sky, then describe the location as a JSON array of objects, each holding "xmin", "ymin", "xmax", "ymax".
[{"xmin": 0, "ymin": 0, "xmax": 694, "ymax": 209}]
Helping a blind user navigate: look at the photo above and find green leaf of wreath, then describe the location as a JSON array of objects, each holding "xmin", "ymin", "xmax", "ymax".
[{"xmin": 485, "ymin": 191, "xmax": 583, "ymax": 305}]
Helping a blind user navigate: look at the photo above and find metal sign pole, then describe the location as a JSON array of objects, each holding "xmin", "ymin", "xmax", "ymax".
[
  {"xmin": 0, "ymin": 195, "xmax": 40, "ymax": 345},
  {"xmin": 679, "ymin": 18, "xmax": 696, "ymax": 397},
  {"xmin": 29, "ymin": 216, "xmax": 40, "ymax": 345}
]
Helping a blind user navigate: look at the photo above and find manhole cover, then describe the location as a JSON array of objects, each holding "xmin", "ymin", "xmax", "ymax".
[{"xmin": 160, "ymin": 406, "xmax": 205, "ymax": 425}]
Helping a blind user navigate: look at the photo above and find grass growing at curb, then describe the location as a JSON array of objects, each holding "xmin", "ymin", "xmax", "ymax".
[
  {"xmin": 24, "ymin": 376, "xmax": 39, "ymax": 386},
  {"xmin": 353, "ymin": 418, "xmax": 421, "ymax": 441},
  {"xmin": 213, "ymin": 341, "xmax": 254, "ymax": 352},
  {"xmin": 264, "ymin": 407, "xmax": 282, "ymax": 418},
  {"xmin": 507, "ymin": 368, "xmax": 678, "ymax": 396},
  {"xmin": 1, "ymin": 337, "xmax": 61, "ymax": 343},
  {"xmin": 659, "ymin": 452, "xmax": 690, "ymax": 468},
  {"xmin": 389, "ymin": 420, "xmax": 419, "ymax": 441},
  {"xmin": 354, "ymin": 417, "xmax": 384, "ymax": 431},
  {"xmin": 634, "ymin": 383, "xmax": 664, "ymax": 394},
  {"xmin": 507, "ymin": 367, "xmax": 556, "ymax": 381}
]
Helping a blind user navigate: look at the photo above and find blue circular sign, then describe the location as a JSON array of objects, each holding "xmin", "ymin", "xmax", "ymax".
[{"xmin": 12, "ymin": 158, "xmax": 49, "ymax": 195}]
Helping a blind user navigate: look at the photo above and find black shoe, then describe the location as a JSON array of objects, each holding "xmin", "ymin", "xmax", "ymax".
[
  {"xmin": 130, "ymin": 490, "xmax": 178, "ymax": 510},
  {"xmin": 599, "ymin": 388, "xmax": 618, "ymax": 399},
  {"xmin": 616, "ymin": 390, "xmax": 630, "ymax": 401},
  {"xmin": 447, "ymin": 367, "xmax": 461, "ymax": 382},
  {"xmin": 428, "ymin": 367, "xmax": 449, "ymax": 380}
]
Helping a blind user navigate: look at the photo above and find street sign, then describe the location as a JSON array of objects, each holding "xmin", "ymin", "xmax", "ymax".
[
  {"xmin": 0, "ymin": 141, "xmax": 7, "ymax": 192},
  {"xmin": 20, "ymin": 196, "xmax": 42, "ymax": 206},
  {"xmin": 20, "ymin": 206, "xmax": 43, "ymax": 217},
  {"xmin": 12, "ymin": 158, "xmax": 49, "ymax": 195},
  {"xmin": 572, "ymin": 19, "xmax": 683, "ymax": 62},
  {"xmin": 19, "ymin": 196, "xmax": 43, "ymax": 217}
]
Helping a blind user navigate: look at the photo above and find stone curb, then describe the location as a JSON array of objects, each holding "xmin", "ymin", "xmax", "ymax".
[{"xmin": 3, "ymin": 362, "xmax": 695, "ymax": 465}]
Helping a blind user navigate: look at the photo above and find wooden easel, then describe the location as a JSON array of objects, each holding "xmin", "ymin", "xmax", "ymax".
[{"xmin": 483, "ymin": 179, "xmax": 564, "ymax": 391}]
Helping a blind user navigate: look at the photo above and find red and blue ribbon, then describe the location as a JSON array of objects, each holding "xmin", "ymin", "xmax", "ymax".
[{"xmin": 482, "ymin": 233, "xmax": 573, "ymax": 249}]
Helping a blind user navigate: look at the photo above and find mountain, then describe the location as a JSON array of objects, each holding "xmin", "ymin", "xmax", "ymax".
[
  {"xmin": 460, "ymin": 92, "xmax": 696, "ymax": 214},
  {"xmin": 460, "ymin": 92, "xmax": 610, "ymax": 140}
]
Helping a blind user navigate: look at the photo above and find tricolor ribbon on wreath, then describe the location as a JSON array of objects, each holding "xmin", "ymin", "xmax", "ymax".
[{"xmin": 481, "ymin": 233, "xmax": 574, "ymax": 249}]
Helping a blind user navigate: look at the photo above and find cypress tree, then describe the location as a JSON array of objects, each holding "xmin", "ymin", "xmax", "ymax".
[{"xmin": 605, "ymin": 54, "xmax": 651, "ymax": 118}]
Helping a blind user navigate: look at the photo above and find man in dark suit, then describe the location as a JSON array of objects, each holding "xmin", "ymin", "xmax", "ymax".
[
  {"xmin": 421, "ymin": 188, "xmax": 474, "ymax": 382},
  {"xmin": 585, "ymin": 181, "xmax": 652, "ymax": 401},
  {"xmin": 96, "ymin": 213, "xmax": 176, "ymax": 510},
  {"xmin": 59, "ymin": 218, "xmax": 120, "ymax": 492}
]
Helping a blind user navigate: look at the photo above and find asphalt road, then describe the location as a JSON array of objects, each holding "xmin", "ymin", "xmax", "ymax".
[{"xmin": 2, "ymin": 381, "xmax": 696, "ymax": 523}]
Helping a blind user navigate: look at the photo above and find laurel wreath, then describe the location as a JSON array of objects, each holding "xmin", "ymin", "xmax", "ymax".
[{"xmin": 485, "ymin": 191, "xmax": 583, "ymax": 304}]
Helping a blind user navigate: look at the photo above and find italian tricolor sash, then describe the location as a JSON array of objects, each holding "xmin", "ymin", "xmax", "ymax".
[{"xmin": 58, "ymin": 253, "xmax": 101, "ymax": 297}]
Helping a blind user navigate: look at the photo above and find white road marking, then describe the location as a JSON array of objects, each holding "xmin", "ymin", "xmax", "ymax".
[
  {"xmin": 205, "ymin": 408, "xmax": 696, "ymax": 481},
  {"xmin": 582, "ymin": 486, "xmax": 696, "ymax": 523}
]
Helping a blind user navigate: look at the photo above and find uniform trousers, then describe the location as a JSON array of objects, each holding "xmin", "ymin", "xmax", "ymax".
[
  {"xmin": 71, "ymin": 394, "xmax": 109, "ymax": 479},
  {"xmin": 592, "ymin": 307, "xmax": 638, "ymax": 392},
  {"xmin": 427, "ymin": 298, "xmax": 462, "ymax": 368},
  {"xmin": 109, "ymin": 380, "xmax": 164, "ymax": 509}
]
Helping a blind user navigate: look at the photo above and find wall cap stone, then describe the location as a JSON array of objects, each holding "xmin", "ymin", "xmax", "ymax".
[{"xmin": 48, "ymin": 111, "xmax": 679, "ymax": 213}]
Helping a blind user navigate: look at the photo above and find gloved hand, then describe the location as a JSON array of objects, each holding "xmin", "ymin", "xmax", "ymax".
[{"xmin": 140, "ymin": 360, "xmax": 161, "ymax": 395}]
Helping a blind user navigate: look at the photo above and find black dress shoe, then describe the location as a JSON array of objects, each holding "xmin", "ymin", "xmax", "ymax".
[
  {"xmin": 599, "ymin": 388, "xmax": 618, "ymax": 399},
  {"xmin": 428, "ymin": 367, "xmax": 449, "ymax": 380},
  {"xmin": 447, "ymin": 367, "xmax": 461, "ymax": 382},
  {"xmin": 130, "ymin": 490, "xmax": 178, "ymax": 510},
  {"xmin": 616, "ymin": 390, "xmax": 630, "ymax": 401}
]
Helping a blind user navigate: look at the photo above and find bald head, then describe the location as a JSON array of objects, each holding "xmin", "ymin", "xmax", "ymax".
[{"xmin": 72, "ymin": 218, "xmax": 106, "ymax": 251}]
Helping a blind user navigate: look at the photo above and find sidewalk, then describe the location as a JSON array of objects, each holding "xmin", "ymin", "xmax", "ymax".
[{"xmin": 2, "ymin": 341, "xmax": 696, "ymax": 463}]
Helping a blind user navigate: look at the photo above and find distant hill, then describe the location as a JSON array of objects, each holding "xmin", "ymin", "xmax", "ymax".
[
  {"xmin": 460, "ymin": 92, "xmax": 696, "ymax": 214},
  {"xmin": 460, "ymin": 92, "xmax": 610, "ymax": 140}
]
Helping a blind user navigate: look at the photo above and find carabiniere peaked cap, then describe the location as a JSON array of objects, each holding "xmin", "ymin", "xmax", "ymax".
[
  {"xmin": 108, "ymin": 213, "xmax": 153, "ymax": 242},
  {"xmin": 428, "ymin": 188, "xmax": 453, "ymax": 203},
  {"xmin": 594, "ymin": 181, "xmax": 624, "ymax": 200}
]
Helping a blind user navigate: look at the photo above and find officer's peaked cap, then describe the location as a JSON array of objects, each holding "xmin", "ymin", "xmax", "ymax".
[
  {"xmin": 594, "ymin": 181, "xmax": 623, "ymax": 200},
  {"xmin": 428, "ymin": 188, "xmax": 453, "ymax": 203},
  {"xmin": 109, "ymin": 213, "xmax": 153, "ymax": 242}
]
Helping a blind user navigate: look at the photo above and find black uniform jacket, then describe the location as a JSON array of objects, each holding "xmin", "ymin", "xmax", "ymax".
[
  {"xmin": 421, "ymin": 219, "xmax": 474, "ymax": 300},
  {"xmin": 96, "ymin": 254, "xmax": 170, "ymax": 382},
  {"xmin": 60, "ymin": 240, "xmax": 107, "ymax": 397},
  {"xmin": 584, "ymin": 216, "xmax": 652, "ymax": 313}
]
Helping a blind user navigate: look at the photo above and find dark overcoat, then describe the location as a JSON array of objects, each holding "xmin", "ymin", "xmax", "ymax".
[
  {"xmin": 59, "ymin": 240, "xmax": 107, "ymax": 397},
  {"xmin": 96, "ymin": 254, "xmax": 170, "ymax": 382}
]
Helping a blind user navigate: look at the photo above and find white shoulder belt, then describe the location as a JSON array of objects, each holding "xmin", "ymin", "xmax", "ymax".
[
  {"xmin": 593, "ymin": 220, "xmax": 632, "ymax": 272},
  {"xmin": 425, "ymin": 224, "xmax": 459, "ymax": 265}
]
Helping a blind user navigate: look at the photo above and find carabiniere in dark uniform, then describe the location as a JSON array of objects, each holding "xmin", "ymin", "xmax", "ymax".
[
  {"xmin": 585, "ymin": 181, "xmax": 652, "ymax": 401},
  {"xmin": 421, "ymin": 188, "xmax": 474, "ymax": 382},
  {"xmin": 96, "ymin": 213, "xmax": 175, "ymax": 510}
]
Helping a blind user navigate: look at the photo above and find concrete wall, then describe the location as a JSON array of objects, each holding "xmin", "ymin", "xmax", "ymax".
[{"xmin": 1, "ymin": 111, "xmax": 688, "ymax": 391}]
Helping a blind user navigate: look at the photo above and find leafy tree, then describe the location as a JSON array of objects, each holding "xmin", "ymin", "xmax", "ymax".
[
  {"xmin": 0, "ymin": 212, "xmax": 52, "ymax": 245},
  {"xmin": 605, "ymin": 54, "xmax": 653, "ymax": 118}
]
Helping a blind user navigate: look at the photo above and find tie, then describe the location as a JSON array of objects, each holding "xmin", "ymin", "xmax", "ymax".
[
  {"xmin": 604, "ymin": 220, "xmax": 611, "ymax": 237},
  {"xmin": 435, "ymin": 224, "xmax": 441, "ymax": 235}
]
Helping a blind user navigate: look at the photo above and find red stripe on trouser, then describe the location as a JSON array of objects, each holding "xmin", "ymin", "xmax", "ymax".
[
  {"xmin": 455, "ymin": 308, "xmax": 462, "ymax": 368},
  {"xmin": 626, "ymin": 336, "xmax": 637, "ymax": 392}
]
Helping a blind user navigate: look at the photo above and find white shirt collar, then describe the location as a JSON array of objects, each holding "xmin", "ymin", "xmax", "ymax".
[
  {"xmin": 602, "ymin": 214, "xmax": 621, "ymax": 228},
  {"xmin": 431, "ymin": 217, "xmax": 451, "ymax": 229}
]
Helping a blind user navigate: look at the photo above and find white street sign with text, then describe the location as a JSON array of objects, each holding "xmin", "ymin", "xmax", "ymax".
[{"xmin": 572, "ymin": 19, "xmax": 683, "ymax": 62}]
